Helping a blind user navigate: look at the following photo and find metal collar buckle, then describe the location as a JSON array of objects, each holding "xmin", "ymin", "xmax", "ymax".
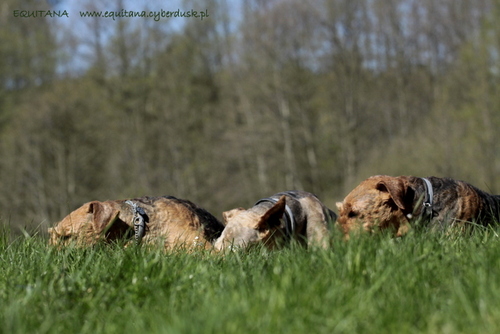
[
  {"xmin": 125, "ymin": 200, "xmax": 149, "ymax": 245},
  {"xmin": 421, "ymin": 178, "xmax": 434, "ymax": 220}
]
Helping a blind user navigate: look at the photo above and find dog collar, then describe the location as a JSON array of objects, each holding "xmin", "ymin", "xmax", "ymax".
[
  {"xmin": 420, "ymin": 178, "xmax": 434, "ymax": 220},
  {"xmin": 125, "ymin": 200, "xmax": 149, "ymax": 245},
  {"xmin": 254, "ymin": 197, "xmax": 296, "ymax": 239}
]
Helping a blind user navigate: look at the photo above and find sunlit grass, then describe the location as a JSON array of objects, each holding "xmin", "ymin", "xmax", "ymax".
[{"xmin": 1, "ymin": 228, "xmax": 500, "ymax": 333}]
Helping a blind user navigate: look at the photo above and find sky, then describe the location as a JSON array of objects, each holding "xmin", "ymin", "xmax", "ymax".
[
  {"xmin": 49, "ymin": 0, "xmax": 217, "ymax": 74},
  {"xmin": 52, "ymin": 0, "xmax": 215, "ymax": 27}
]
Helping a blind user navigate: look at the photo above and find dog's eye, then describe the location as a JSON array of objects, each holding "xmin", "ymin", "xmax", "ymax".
[{"xmin": 348, "ymin": 211, "xmax": 358, "ymax": 218}]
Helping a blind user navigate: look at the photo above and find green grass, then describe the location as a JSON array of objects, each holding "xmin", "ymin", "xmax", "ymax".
[{"xmin": 2, "ymin": 228, "xmax": 500, "ymax": 333}]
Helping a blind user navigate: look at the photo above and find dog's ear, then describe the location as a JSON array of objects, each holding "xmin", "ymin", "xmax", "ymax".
[
  {"xmin": 376, "ymin": 178, "xmax": 414, "ymax": 213},
  {"xmin": 222, "ymin": 208, "xmax": 245, "ymax": 225},
  {"xmin": 256, "ymin": 196, "xmax": 286, "ymax": 230},
  {"xmin": 88, "ymin": 201, "xmax": 120, "ymax": 236}
]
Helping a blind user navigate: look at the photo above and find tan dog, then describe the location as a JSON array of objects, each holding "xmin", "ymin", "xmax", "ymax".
[
  {"xmin": 336, "ymin": 175, "xmax": 500, "ymax": 236},
  {"xmin": 214, "ymin": 191, "xmax": 336, "ymax": 251},
  {"xmin": 49, "ymin": 196, "xmax": 225, "ymax": 249}
]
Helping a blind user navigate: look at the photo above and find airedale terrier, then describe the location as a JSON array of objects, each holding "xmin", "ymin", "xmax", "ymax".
[
  {"xmin": 337, "ymin": 175, "xmax": 500, "ymax": 236},
  {"xmin": 49, "ymin": 196, "xmax": 224, "ymax": 249},
  {"xmin": 214, "ymin": 191, "xmax": 336, "ymax": 250}
]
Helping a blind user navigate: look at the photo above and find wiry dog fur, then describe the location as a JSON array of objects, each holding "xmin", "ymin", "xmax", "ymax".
[
  {"xmin": 214, "ymin": 191, "xmax": 337, "ymax": 251},
  {"xmin": 49, "ymin": 196, "xmax": 224, "ymax": 249},
  {"xmin": 336, "ymin": 175, "xmax": 500, "ymax": 236}
]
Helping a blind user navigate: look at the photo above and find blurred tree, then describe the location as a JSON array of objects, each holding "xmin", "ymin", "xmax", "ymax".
[
  {"xmin": 427, "ymin": 3, "xmax": 500, "ymax": 191},
  {"xmin": 0, "ymin": 0, "xmax": 56, "ymax": 91},
  {"xmin": 0, "ymin": 0, "xmax": 57, "ymax": 134},
  {"xmin": 0, "ymin": 79, "xmax": 112, "ymax": 225}
]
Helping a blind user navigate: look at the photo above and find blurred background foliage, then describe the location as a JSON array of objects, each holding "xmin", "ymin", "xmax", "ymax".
[{"xmin": 1, "ymin": 0, "xmax": 500, "ymax": 233}]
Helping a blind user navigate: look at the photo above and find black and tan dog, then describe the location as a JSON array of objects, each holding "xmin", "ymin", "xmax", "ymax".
[
  {"xmin": 49, "ymin": 196, "xmax": 225, "ymax": 249},
  {"xmin": 336, "ymin": 175, "xmax": 500, "ymax": 236},
  {"xmin": 214, "ymin": 191, "xmax": 337, "ymax": 250}
]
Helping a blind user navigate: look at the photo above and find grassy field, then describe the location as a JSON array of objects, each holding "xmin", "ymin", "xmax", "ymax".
[{"xmin": 2, "ymin": 228, "xmax": 500, "ymax": 334}]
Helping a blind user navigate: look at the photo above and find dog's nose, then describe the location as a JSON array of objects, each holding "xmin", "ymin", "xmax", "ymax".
[{"xmin": 213, "ymin": 238, "xmax": 224, "ymax": 251}]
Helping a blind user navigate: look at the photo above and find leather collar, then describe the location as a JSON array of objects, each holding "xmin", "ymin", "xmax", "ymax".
[{"xmin": 420, "ymin": 178, "xmax": 434, "ymax": 221}]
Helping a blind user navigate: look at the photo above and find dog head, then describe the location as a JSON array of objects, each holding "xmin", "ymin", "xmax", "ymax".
[
  {"xmin": 336, "ymin": 175, "xmax": 415, "ymax": 237},
  {"xmin": 48, "ymin": 201, "xmax": 127, "ymax": 246},
  {"xmin": 214, "ymin": 196, "xmax": 287, "ymax": 251}
]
